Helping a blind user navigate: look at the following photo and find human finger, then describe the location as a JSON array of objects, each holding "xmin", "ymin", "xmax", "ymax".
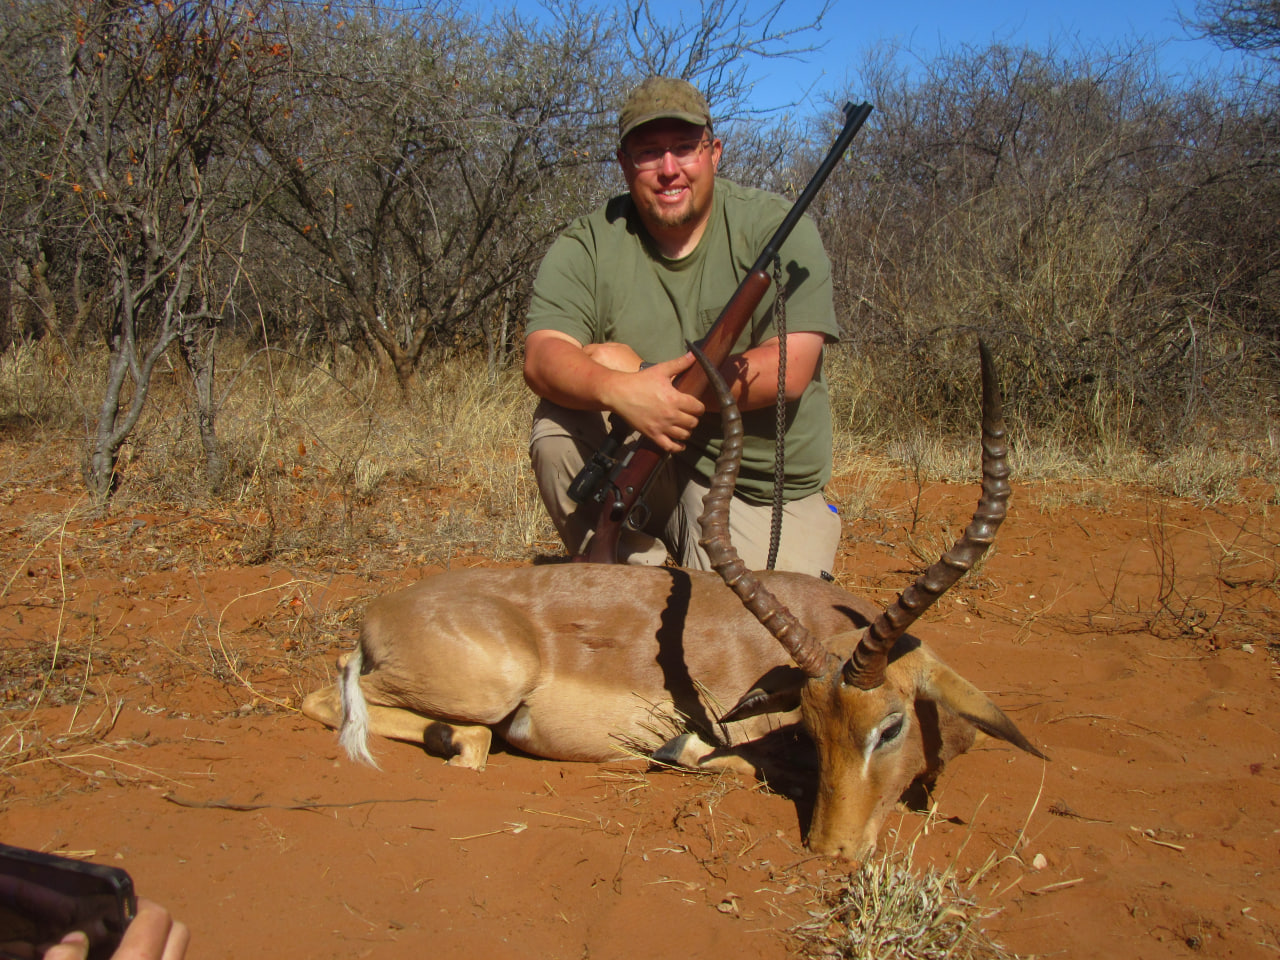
[
  {"xmin": 42, "ymin": 931, "xmax": 89, "ymax": 960},
  {"xmin": 653, "ymin": 352, "xmax": 696, "ymax": 376},
  {"xmin": 160, "ymin": 920, "xmax": 189, "ymax": 960},
  {"xmin": 114, "ymin": 900, "xmax": 188, "ymax": 960}
]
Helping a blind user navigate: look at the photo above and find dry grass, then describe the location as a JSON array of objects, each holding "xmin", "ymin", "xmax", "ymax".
[
  {"xmin": 822, "ymin": 344, "xmax": 1279, "ymax": 502},
  {"xmin": 1025, "ymin": 481, "xmax": 1111, "ymax": 516},
  {"xmin": 826, "ymin": 349, "xmax": 890, "ymax": 454},
  {"xmin": 792, "ymin": 851, "xmax": 1017, "ymax": 960},
  {"xmin": 1, "ymin": 338, "xmax": 1274, "ymax": 549},
  {"xmin": 0, "ymin": 339, "xmax": 89, "ymax": 431},
  {"xmin": 83, "ymin": 346, "xmax": 560, "ymax": 564}
]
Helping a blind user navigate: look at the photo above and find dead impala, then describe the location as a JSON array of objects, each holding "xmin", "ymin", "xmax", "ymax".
[{"xmin": 303, "ymin": 341, "xmax": 1046, "ymax": 859}]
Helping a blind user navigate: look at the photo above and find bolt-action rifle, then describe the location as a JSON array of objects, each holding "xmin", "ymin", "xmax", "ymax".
[{"xmin": 569, "ymin": 101, "xmax": 874, "ymax": 564}]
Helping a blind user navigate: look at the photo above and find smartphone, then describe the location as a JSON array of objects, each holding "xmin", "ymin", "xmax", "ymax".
[{"xmin": 0, "ymin": 843, "xmax": 135, "ymax": 960}]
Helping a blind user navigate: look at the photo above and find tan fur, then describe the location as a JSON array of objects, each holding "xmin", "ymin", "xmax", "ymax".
[{"xmin": 303, "ymin": 564, "xmax": 1041, "ymax": 858}]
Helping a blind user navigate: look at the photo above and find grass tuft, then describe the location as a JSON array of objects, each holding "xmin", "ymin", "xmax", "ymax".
[{"xmin": 793, "ymin": 851, "xmax": 1017, "ymax": 960}]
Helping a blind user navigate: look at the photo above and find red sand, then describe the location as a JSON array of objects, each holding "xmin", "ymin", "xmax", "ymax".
[{"xmin": 3, "ymin": 444, "xmax": 1278, "ymax": 959}]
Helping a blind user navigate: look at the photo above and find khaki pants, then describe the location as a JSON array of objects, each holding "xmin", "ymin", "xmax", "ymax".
[{"xmin": 529, "ymin": 399, "xmax": 841, "ymax": 577}]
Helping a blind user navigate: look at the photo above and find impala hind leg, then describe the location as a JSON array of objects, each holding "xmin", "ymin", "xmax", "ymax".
[
  {"xmin": 301, "ymin": 684, "xmax": 344, "ymax": 729},
  {"xmin": 302, "ymin": 650, "xmax": 496, "ymax": 770},
  {"xmin": 424, "ymin": 722, "xmax": 493, "ymax": 770},
  {"xmin": 304, "ymin": 683, "xmax": 493, "ymax": 770}
]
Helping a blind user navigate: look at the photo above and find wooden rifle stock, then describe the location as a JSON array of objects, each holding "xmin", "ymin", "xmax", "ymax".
[{"xmin": 573, "ymin": 101, "xmax": 873, "ymax": 564}]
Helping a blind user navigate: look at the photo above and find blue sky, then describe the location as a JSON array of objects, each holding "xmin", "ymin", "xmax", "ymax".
[
  {"xmin": 496, "ymin": 0, "xmax": 1249, "ymax": 113},
  {"xmin": 740, "ymin": 0, "xmax": 1245, "ymax": 109},
  {"xmin": 478, "ymin": 0, "xmax": 1256, "ymax": 117}
]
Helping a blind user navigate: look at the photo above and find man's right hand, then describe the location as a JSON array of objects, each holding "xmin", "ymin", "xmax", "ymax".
[
  {"xmin": 605, "ymin": 352, "xmax": 704, "ymax": 452},
  {"xmin": 524, "ymin": 331, "xmax": 705, "ymax": 452}
]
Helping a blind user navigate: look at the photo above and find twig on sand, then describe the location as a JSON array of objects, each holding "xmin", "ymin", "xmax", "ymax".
[
  {"xmin": 163, "ymin": 793, "xmax": 438, "ymax": 813},
  {"xmin": 1027, "ymin": 877, "xmax": 1084, "ymax": 896}
]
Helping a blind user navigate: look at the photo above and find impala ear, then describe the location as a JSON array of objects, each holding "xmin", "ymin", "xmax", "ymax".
[
  {"xmin": 920, "ymin": 660, "xmax": 1049, "ymax": 761},
  {"xmin": 720, "ymin": 666, "xmax": 807, "ymax": 724}
]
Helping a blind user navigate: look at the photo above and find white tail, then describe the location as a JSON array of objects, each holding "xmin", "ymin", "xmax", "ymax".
[{"xmin": 337, "ymin": 647, "xmax": 377, "ymax": 768}]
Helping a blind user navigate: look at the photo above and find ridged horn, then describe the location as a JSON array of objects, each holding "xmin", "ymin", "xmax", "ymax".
[
  {"xmin": 843, "ymin": 339, "xmax": 1011, "ymax": 690},
  {"xmin": 690, "ymin": 342, "xmax": 836, "ymax": 679}
]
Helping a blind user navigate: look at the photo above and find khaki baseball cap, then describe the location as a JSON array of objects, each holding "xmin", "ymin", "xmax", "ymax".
[{"xmin": 618, "ymin": 76, "xmax": 713, "ymax": 143}]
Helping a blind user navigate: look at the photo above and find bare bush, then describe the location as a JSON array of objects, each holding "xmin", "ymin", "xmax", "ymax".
[
  {"xmin": 244, "ymin": 1, "xmax": 621, "ymax": 389},
  {"xmin": 5, "ymin": 2, "xmax": 1276, "ymax": 501},
  {"xmin": 813, "ymin": 40, "xmax": 1279, "ymax": 455},
  {"xmin": 2, "ymin": 0, "xmax": 292, "ymax": 502}
]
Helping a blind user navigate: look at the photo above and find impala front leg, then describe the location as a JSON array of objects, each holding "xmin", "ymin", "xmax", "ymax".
[{"xmin": 652, "ymin": 733, "xmax": 762, "ymax": 778}]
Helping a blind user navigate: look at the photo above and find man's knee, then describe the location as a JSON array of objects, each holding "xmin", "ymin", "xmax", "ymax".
[
  {"xmin": 673, "ymin": 482, "xmax": 839, "ymax": 576},
  {"xmin": 780, "ymin": 494, "xmax": 841, "ymax": 576},
  {"xmin": 530, "ymin": 401, "xmax": 604, "ymax": 467}
]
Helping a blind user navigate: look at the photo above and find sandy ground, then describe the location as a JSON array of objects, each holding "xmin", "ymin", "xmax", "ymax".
[{"xmin": 2, "ymin": 437, "xmax": 1278, "ymax": 959}]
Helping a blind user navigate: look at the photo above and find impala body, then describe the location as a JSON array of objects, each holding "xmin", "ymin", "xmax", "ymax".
[
  {"xmin": 303, "ymin": 342, "xmax": 1045, "ymax": 859},
  {"xmin": 309, "ymin": 564, "xmax": 876, "ymax": 761}
]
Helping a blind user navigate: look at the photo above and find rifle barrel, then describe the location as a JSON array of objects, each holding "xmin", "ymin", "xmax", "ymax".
[{"xmin": 750, "ymin": 102, "xmax": 873, "ymax": 276}]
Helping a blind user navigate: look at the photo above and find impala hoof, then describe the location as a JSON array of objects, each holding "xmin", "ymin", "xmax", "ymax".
[
  {"xmin": 652, "ymin": 733, "xmax": 714, "ymax": 769},
  {"xmin": 424, "ymin": 721, "xmax": 491, "ymax": 771}
]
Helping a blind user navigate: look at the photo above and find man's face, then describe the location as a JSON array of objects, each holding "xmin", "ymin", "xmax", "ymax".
[{"xmin": 618, "ymin": 119, "xmax": 722, "ymax": 243}]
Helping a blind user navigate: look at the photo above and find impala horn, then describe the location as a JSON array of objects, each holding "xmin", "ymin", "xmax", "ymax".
[
  {"xmin": 691, "ymin": 342, "xmax": 836, "ymax": 678},
  {"xmin": 843, "ymin": 339, "xmax": 1010, "ymax": 690}
]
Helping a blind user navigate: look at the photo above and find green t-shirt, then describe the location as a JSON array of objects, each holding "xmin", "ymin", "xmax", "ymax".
[{"xmin": 526, "ymin": 178, "xmax": 839, "ymax": 504}]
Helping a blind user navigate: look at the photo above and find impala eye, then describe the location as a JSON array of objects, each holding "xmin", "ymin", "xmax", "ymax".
[{"xmin": 876, "ymin": 713, "xmax": 905, "ymax": 749}]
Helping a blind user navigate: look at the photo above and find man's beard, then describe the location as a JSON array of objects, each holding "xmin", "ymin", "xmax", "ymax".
[{"xmin": 641, "ymin": 194, "xmax": 698, "ymax": 230}]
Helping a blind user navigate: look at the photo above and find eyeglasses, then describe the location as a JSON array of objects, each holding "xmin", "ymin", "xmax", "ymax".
[{"xmin": 623, "ymin": 138, "xmax": 710, "ymax": 171}]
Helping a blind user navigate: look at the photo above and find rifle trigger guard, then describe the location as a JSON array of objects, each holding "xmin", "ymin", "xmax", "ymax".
[
  {"xmin": 623, "ymin": 448, "xmax": 671, "ymax": 533},
  {"xmin": 624, "ymin": 498, "xmax": 650, "ymax": 532}
]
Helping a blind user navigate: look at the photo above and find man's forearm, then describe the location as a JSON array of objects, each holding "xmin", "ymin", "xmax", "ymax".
[
  {"xmin": 715, "ymin": 332, "xmax": 826, "ymax": 412},
  {"xmin": 526, "ymin": 330, "xmax": 823, "ymax": 415},
  {"xmin": 524, "ymin": 330, "xmax": 704, "ymax": 452},
  {"xmin": 524, "ymin": 333, "xmax": 622, "ymax": 411}
]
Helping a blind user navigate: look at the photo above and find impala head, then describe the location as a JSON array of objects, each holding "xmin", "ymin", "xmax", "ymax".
[{"xmin": 690, "ymin": 340, "xmax": 1046, "ymax": 860}]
